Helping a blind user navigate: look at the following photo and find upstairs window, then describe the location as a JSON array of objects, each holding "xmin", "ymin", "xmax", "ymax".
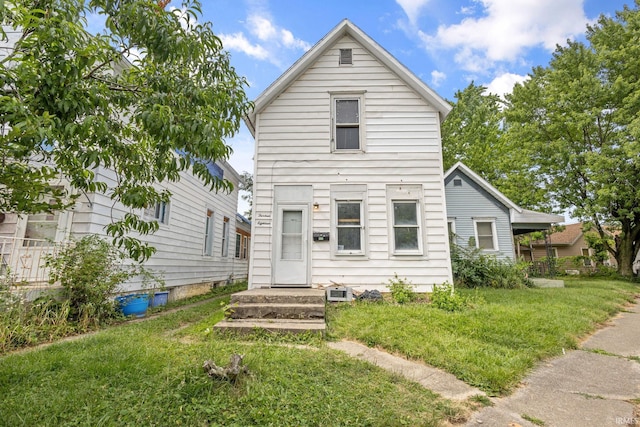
[{"xmin": 332, "ymin": 94, "xmax": 365, "ymax": 151}]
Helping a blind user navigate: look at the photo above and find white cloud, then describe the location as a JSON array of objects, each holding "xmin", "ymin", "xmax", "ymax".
[
  {"xmin": 248, "ymin": 14, "xmax": 277, "ymax": 41},
  {"xmin": 219, "ymin": 32, "xmax": 269, "ymax": 60},
  {"xmin": 430, "ymin": 70, "xmax": 446, "ymax": 87},
  {"xmin": 396, "ymin": 0, "xmax": 430, "ymax": 26},
  {"xmin": 421, "ymin": 0, "xmax": 590, "ymax": 71},
  {"xmin": 220, "ymin": 13, "xmax": 310, "ymax": 67},
  {"xmin": 484, "ymin": 72, "xmax": 529, "ymax": 98}
]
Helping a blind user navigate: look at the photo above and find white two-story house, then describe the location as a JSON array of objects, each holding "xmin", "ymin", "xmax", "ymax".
[{"xmin": 245, "ymin": 20, "xmax": 453, "ymax": 292}]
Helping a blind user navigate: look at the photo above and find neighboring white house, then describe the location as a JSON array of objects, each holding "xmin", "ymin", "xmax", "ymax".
[
  {"xmin": 444, "ymin": 162, "xmax": 564, "ymax": 260},
  {"xmin": 0, "ymin": 161, "xmax": 247, "ymax": 298},
  {"xmin": 1, "ymin": 26, "xmax": 248, "ymax": 298},
  {"xmin": 233, "ymin": 213, "xmax": 251, "ymax": 280},
  {"xmin": 245, "ymin": 19, "xmax": 453, "ymax": 292}
]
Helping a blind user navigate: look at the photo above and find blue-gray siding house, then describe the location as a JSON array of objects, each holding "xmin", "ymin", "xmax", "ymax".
[{"xmin": 444, "ymin": 162, "xmax": 564, "ymax": 260}]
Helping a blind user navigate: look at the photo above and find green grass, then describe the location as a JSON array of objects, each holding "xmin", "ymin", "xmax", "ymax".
[
  {"xmin": 0, "ymin": 298, "xmax": 462, "ymax": 426},
  {"xmin": 328, "ymin": 278, "xmax": 638, "ymax": 395}
]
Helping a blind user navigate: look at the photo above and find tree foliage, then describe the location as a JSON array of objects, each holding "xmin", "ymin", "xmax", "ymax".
[
  {"xmin": 504, "ymin": 1, "xmax": 640, "ymax": 275},
  {"xmin": 441, "ymin": 82, "xmax": 548, "ymax": 209},
  {"xmin": 0, "ymin": 0, "xmax": 251, "ymax": 260}
]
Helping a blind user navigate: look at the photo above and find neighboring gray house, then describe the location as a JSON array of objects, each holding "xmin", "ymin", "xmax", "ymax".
[
  {"xmin": 246, "ymin": 20, "xmax": 453, "ymax": 292},
  {"xmin": 444, "ymin": 162, "xmax": 563, "ymax": 260}
]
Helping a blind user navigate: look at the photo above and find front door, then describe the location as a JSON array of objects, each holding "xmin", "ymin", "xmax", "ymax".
[{"xmin": 274, "ymin": 205, "xmax": 309, "ymax": 286}]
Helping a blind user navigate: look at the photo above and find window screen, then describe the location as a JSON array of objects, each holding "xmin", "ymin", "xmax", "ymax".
[{"xmin": 335, "ymin": 99, "xmax": 359, "ymax": 150}]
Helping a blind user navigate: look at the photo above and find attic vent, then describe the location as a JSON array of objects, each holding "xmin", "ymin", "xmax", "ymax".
[
  {"xmin": 339, "ymin": 48, "xmax": 352, "ymax": 65},
  {"xmin": 453, "ymin": 179, "xmax": 462, "ymax": 187}
]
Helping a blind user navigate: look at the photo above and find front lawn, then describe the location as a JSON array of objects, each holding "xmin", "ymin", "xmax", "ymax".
[
  {"xmin": 328, "ymin": 278, "xmax": 638, "ymax": 395},
  {"xmin": 1, "ymin": 278, "xmax": 636, "ymax": 425},
  {"xmin": 0, "ymin": 297, "xmax": 463, "ymax": 426}
]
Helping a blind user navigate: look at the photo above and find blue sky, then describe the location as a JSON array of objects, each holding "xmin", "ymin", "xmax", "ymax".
[{"xmin": 180, "ymin": 0, "xmax": 631, "ymax": 187}]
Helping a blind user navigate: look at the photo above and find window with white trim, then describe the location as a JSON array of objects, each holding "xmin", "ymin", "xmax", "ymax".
[
  {"xmin": 474, "ymin": 220, "xmax": 498, "ymax": 251},
  {"xmin": 204, "ymin": 209, "xmax": 214, "ymax": 256},
  {"xmin": 331, "ymin": 93, "xmax": 364, "ymax": 151},
  {"xmin": 221, "ymin": 217, "xmax": 230, "ymax": 257},
  {"xmin": 243, "ymin": 236, "xmax": 249, "ymax": 259},
  {"xmin": 145, "ymin": 201, "xmax": 170, "ymax": 224},
  {"xmin": 235, "ymin": 233, "xmax": 242, "ymax": 258},
  {"xmin": 581, "ymin": 248, "xmax": 592, "ymax": 266},
  {"xmin": 393, "ymin": 201, "xmax": 420, "ymax": 251},
  {"xmin": 336, "ymin": 201, "xmax": 363, "ymax": 254},
  {"xmin": 387, "ymin": 185, "xmax": 424, "ymax": 256},
  {"xmin": 331, "ymin": 184, "xmax": 367, "ymax": 257}
]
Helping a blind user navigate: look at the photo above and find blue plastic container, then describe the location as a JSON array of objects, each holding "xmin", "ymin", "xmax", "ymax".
[
  {"xmin": 116, "ymin": 294, "xmax": 149, "ymax": 317},
  {"xmin": 149, "ymin": 291, "xmax": 169, "ymax": 307}
]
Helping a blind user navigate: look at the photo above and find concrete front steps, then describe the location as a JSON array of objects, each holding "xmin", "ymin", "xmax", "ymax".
[{"xmin": 214, "ymin": 288, "xmax": 326, "ymax": 335}]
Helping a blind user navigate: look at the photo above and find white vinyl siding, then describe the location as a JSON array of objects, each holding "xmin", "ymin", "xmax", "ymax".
[
  {"xmin": 250, "ymin": 35, "xmax": 452, "ymax": 290},
  {"xmin": 70, "ymin": 162, "xmax": 242, "ymax": 291}
]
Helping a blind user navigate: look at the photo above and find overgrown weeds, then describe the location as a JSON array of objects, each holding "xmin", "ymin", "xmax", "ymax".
[
  {"xmin": 386, "ymin": 274, "xmax": 417, "ymax": 303},
  {"xmin": 451, "ymin": 243, "xmax": 532, "ymax": 289}
]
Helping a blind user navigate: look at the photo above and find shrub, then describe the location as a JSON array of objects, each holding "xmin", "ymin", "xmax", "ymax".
[
  {"xmin": 45, "ymin": 235, "xmax": 160, "ymax": 329},
  {"xmin": 386, "ymin": 274, "xmax": 416, "ymax": 304},
  {"xmin": 450, "ymin": 243, "xmax": 531, "ymax": 289}
]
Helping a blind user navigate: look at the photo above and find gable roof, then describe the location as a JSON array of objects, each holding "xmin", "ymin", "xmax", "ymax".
[
  {"xmin": 444, "ymin": 161, "xmax": 521, "ymax": 212},
  {"xmin": 444, "ymin": 162, "xmax": 564, "ymax": 229},
  {"xmin": 244, "ymin": 19, "xmax": 452, "ymax": 136}
]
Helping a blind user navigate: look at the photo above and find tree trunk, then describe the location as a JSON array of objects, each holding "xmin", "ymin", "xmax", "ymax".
[{"xmin": 615, "ymin": 226, "xmax": 636, "ymax": 277}]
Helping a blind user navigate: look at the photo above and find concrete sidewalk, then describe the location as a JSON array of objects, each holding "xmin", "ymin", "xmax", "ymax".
[
  {"xmin": 327, "ymin": 341, "xmax": 484, "ymax": 401},
  {"xmin": 466, "ymin": 300, "xmax": 640, "ymax": 427}
]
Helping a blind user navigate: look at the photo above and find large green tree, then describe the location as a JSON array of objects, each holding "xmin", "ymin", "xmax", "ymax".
[
  {"xmin": 0, "ymin": 0, "xmax": 251, "ymax": 260},
  {"xmin": 505, "ymin": 1, "xmax": 640, "ymax": 276},
  {"xmin": 441, "ymin": 82, "xmax": 548, "ymax": 209}
]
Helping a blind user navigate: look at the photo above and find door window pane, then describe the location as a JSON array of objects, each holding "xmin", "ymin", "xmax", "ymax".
[{"xmin": 282, "ymin": 210, "xmax": 302, "ymax": 260}]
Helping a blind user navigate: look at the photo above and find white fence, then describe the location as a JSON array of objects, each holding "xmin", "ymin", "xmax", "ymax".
[{"xmin": 0, "ymin": 237, "xmax": 66, "ymax": 285}]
